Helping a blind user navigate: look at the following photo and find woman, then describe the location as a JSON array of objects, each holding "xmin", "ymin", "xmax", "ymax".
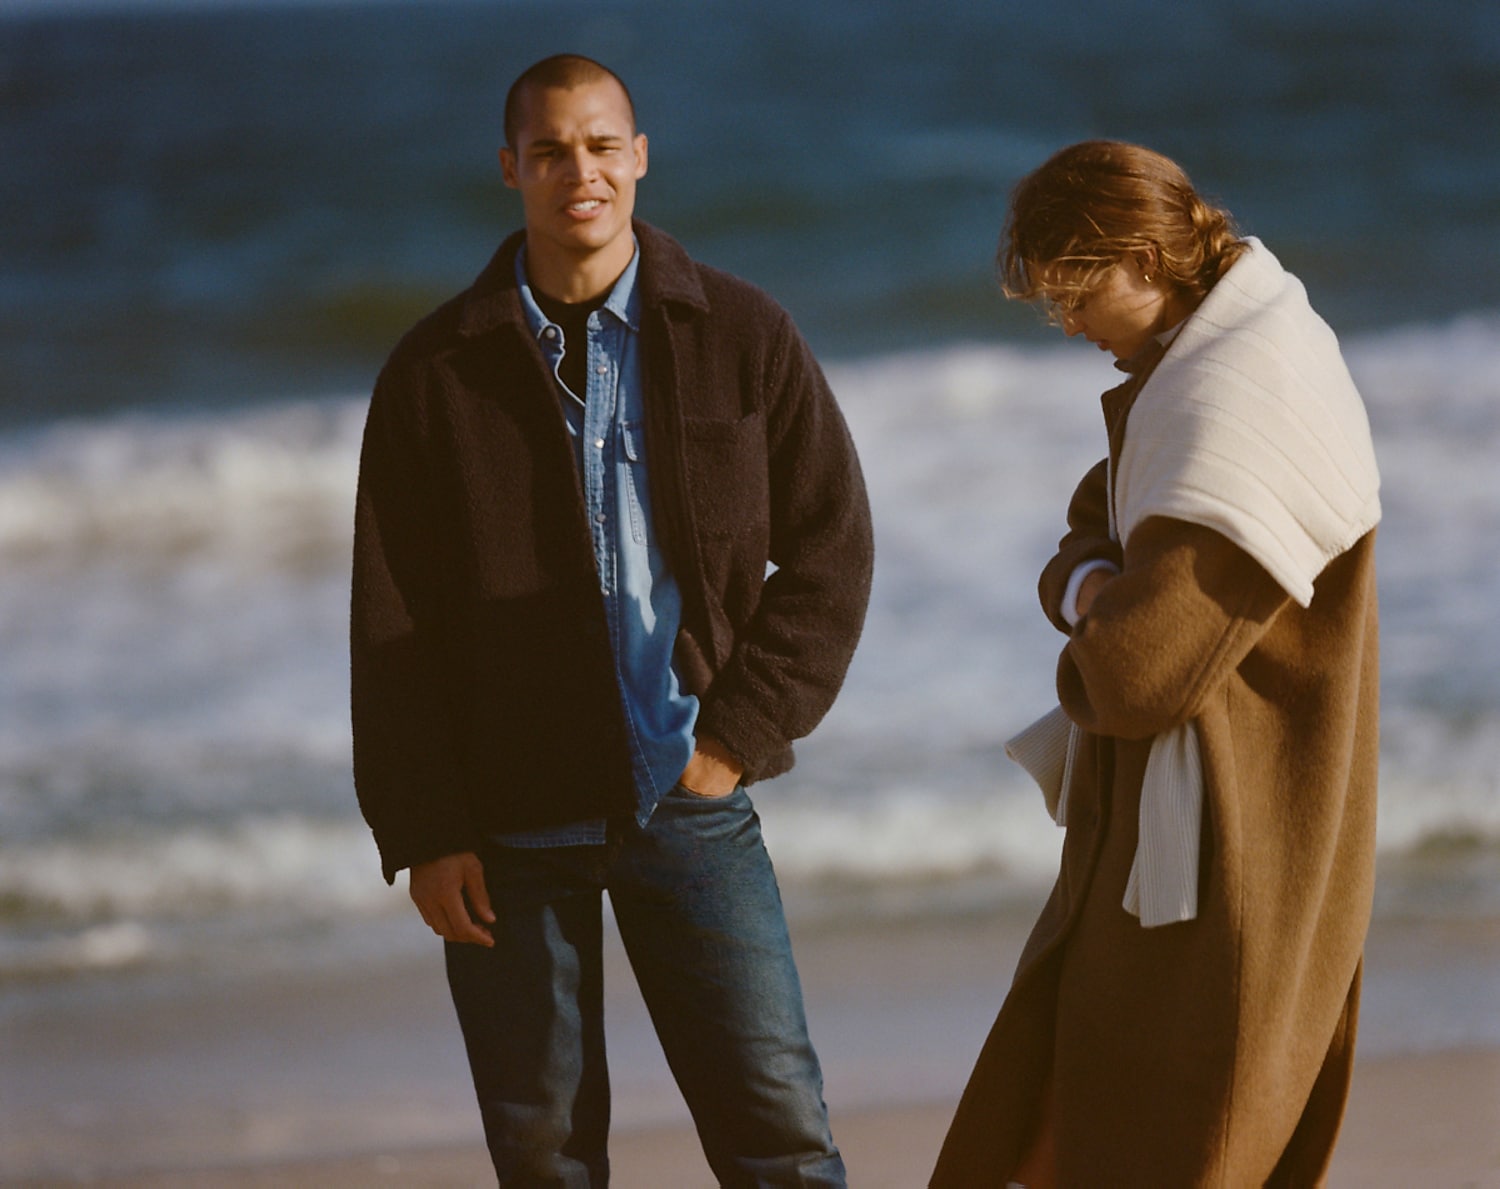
[{"xmin": 931, "ymin": 142, "xmax": 1381, "ymax": 1187}]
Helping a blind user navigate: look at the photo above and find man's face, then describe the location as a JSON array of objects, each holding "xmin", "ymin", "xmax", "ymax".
[{"xmin": 500, "ymin": 79, "xmax": 648, "ymax": 281}]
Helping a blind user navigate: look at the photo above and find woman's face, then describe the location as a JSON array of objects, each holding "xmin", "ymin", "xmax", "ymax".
[{"xmin": 1043, "ymin": 256, "xmax": 1191, "ymax": 361}]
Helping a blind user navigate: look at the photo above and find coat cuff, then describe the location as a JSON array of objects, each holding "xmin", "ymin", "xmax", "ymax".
[{"xmin": 1061, "ymin": 559, "xmax": 1121, "ymax": 626}]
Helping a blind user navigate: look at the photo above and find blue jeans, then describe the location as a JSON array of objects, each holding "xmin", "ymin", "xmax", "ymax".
[{"xmin": 445, "ymin": 784, "xmax": 846, "ymax": 1188}]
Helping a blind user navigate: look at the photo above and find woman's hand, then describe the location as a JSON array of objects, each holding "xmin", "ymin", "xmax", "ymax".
[{"xmin": 1075, "ymin": 566, "xmax": 1113, "ymax": 618}]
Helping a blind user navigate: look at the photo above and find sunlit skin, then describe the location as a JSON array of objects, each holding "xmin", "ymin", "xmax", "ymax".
[
  {"xmin": 499, "ymin": 77, "xmax": 648, "ymax": 303},
  {"xmin": 1043, "ymin": 254, "xmax": 1197, "ymax": 624},
  {"xmin": 1045, "ymin": 254, "xmax": 1195, "ymax": 363},
  {"xmin": 1075, "ymin": 566, "xmax": 1112, "ymax": 618}
]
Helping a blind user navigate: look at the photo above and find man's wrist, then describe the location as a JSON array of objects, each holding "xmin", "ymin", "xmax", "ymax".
[{"xmin": 680, "ymin": 733, "xmax": 744, "ymax": 796}]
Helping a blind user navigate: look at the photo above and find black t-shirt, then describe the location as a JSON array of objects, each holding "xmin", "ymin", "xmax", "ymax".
[{"xmin": 534, "ymin": 290, "xmax": 607, "ymax": 400}]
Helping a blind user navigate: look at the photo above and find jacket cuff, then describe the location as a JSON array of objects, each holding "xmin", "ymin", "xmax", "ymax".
[
  {"xmin": 370, "ymin": 809, "xmax": 479, "ymax": 885},
  {"xmin": 696, "ymin": 695, "xmax": 786, "ymax": 778}
]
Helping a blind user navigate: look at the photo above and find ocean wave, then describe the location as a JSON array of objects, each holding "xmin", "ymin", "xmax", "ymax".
[
  {"xmin": 0, "ymin": 814, "xmax": 387, "ymax": 924},
  {"xmin": 0, "ymin": 397, "xmax": 362, "ymax": 574},
  {"xmin": 0, "ymin": 922, "xmax": 158, "ymax": 981},
  {"xmin": 0, "ymin": 771, "xmax": 1495, "ymax": 969},
  {"xmin": 1, "ymin": 313, "xmax": 1494, "ymax": 577},
  {"xmin": 0, "ymin": 316, "xmax": 1496, "ymax": 978}
]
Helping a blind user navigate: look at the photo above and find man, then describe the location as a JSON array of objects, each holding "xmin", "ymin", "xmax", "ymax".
[{"xmin": 351, "ymin": 54, "xmax": 872, "ymax": 1187}]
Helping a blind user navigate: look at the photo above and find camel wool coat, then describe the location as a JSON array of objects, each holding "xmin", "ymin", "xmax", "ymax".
[{"xmin": 932, "ymin": 349, "xmax": 1380, "ymax": 1187}]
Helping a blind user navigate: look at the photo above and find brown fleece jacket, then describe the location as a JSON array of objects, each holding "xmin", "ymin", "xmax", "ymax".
[
  {"xmin": 351, "ymin": 222, "xmax": 872, "ymax": 882},
  {"xmin": 933, "ymin": 356, "xmax": 1379, "ymax": 1187}
]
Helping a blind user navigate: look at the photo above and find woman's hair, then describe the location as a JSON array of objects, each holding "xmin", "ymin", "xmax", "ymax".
[{"xmin": 999, "ymin": 140, "xmax": 1247, "ymax": 312}]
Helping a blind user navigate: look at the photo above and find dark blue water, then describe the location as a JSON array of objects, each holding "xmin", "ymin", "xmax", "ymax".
[
  {"xmin": 3, "ymin": 0, "xmax": 1498, "ymax": 425},
  {"xmin": 2, "ymin": 0, "xmax": 1499, "ymax": 993}
]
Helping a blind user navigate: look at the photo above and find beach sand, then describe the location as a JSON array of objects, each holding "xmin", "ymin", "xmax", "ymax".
[
  {"xmin": 5, "ymin": 900, "xmax": 1499, "ymax": 1186},
  {"xmin": 74, "ymin": 1048, "xmax": 1500, "ymax": 1188}
]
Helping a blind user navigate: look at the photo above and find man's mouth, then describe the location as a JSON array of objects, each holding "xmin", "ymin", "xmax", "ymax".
[{"xmin": 567, "ymin": 199, "xmax": 604, "ymax": 214}]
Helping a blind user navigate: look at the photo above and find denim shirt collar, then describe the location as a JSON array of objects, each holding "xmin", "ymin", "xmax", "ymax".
[
  {"xmin": 457, "ymin": 222, "xmax": 704, "ymax": 339},
  {"xmin": 513, "ymin": 239, "xmax": 642, "ymax": 338}
]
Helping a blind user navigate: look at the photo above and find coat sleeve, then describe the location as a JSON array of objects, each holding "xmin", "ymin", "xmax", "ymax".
[
  {"xmin": 694, "ymin": 317, "xmax": 875, "ymax": 770},
  {"xmin": 350, "ymin": 363, "xmax": 477, "ymax": 882},
  {"xmin": 1039, "ymin": 459, "xmax": 1122, "ymax": 633},
  {"xmin": 1057, "ymin": 516, "xmax": 1289, "ymax": 741}
]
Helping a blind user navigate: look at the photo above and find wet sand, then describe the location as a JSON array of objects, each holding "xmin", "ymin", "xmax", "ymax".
[
  {"xmin": 5, "ymin": 904, "xmax": 1498, "ymax": 1186},
  {"xmin": 73, "ymin": 1047, "xmax": 1500, "ymax": 1187}
]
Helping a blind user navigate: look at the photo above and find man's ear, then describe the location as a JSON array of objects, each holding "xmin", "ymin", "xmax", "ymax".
[{"xmin": 499, "ymin": 146, "xmax": 519, "ymax": 190}]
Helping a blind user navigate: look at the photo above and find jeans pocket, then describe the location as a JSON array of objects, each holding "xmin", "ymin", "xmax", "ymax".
[{"xmin": 671, "ymin": 780, "xmax": 741, "ymax": 802}]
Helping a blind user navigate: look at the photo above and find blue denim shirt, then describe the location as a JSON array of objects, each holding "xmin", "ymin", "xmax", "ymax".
[{"xmin": 496, "ymin": 243, "xmax": 699, "ymax": 847}]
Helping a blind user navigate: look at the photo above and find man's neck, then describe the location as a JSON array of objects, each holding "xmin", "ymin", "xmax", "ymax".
[{"xmin": 523, "ymin": 236, "xmax": 635, "ymax": 305}]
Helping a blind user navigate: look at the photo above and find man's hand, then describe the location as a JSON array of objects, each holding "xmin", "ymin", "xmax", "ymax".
[
  {"xmin": 408, "ymin": 852, "xmax": 496, "ymax": 947},
  {"xmin": 678, "ymin": 734, "xmax": 744, "ymax": 798}
]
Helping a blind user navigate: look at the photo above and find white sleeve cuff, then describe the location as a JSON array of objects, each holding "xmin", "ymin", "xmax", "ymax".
[{"xmin": 1061, "ymin": 559, "xmax": 1120, "ymax": 626}]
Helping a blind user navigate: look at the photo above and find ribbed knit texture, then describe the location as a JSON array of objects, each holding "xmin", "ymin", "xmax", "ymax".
[
  {"xmin": 1009, "ymin": 239, "xmax": 1381, "ymax": 928},
  {"xmin": 1114, "ymin": 238, "xmax": 1381, "ymax": 608}
]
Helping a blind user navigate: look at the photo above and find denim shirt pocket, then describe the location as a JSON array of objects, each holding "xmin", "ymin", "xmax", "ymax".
[{"xmin": 621, "ymin": 419, "xmax": 650, "ymax": 546}]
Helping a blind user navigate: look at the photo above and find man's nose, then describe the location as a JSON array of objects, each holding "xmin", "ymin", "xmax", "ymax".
[{"xmin": 563, "ymin": 148, "xmax": 596, "ymax": 181}]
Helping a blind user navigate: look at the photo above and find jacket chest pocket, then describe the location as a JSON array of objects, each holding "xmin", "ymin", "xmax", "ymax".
[
  {"xmin": 679, "ymin": 411, "xmax": 771, "ymax": 626},
  {"xmin": 682, "ymin": 412, "xmax": 770, "ymax": 543}
]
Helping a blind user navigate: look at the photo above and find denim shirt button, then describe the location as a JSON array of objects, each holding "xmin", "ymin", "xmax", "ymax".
[{"xmin": 512, "ymin": 240, "xmax": 696, "ymax": 838}]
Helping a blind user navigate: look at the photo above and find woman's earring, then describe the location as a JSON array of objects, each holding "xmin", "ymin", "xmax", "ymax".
[{"xmin": 1143, "ymin": 273, "xmax": 1153, "ymax": 284}]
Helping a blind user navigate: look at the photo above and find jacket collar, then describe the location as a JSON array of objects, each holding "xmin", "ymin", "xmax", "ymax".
[{"xmin": 457, "ymin": 220, "xmax": 709, "ymax": 338}]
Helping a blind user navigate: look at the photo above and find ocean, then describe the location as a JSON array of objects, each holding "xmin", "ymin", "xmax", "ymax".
[{"xmin": 2, "ymin": 0, "xmax": 1498, "ymax": 1046}]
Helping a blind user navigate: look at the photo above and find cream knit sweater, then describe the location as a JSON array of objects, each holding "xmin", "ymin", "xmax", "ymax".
[{"xmin": 1009, "ymin": 239, "xmax": 1380, "ymax": 927}]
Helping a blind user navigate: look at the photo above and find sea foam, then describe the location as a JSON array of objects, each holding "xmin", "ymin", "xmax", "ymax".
[{"xmin": 2, "ymin": 318, "xmax": 1497, "ymax": 977}]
